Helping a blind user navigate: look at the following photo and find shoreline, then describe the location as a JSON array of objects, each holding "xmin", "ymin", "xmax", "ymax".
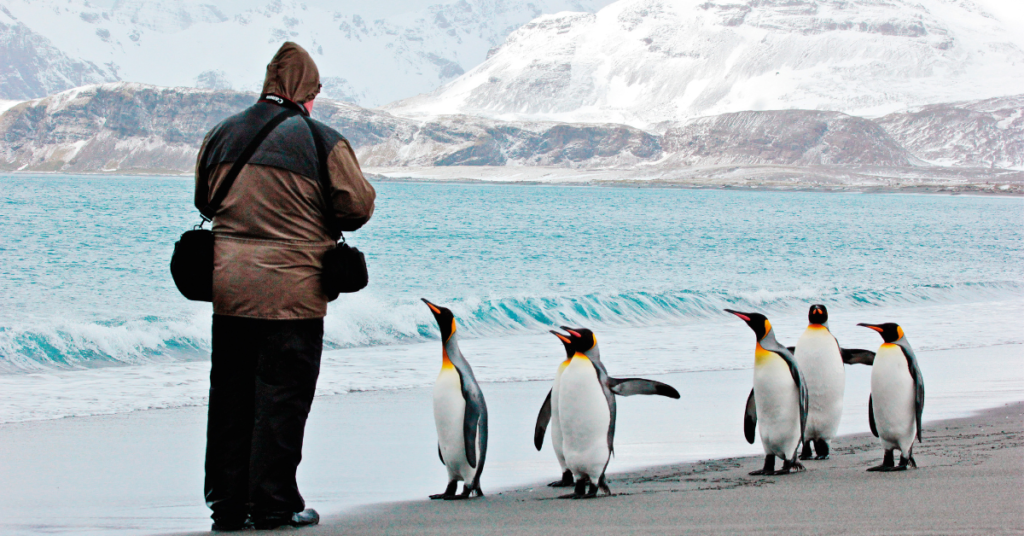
[
  {"xmin": 256, "ymin": 401, "xmax": 1024, "ymax": 535},
  {"xmin": 3, "ymin": 169, "xmax": 1022, "ymax": 196}
]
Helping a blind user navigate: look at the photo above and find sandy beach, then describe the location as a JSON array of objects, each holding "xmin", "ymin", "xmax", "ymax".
[
  {"xmin": 229, "ymin": 401, "xmax": 1024, "ymax": 535},
  {"xmin": 2, "ymin": 345, "xmax": 1023, "ymax": 535}
]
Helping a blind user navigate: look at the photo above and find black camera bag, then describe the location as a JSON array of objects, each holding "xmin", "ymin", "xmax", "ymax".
[{"xmin": 301, "ymin": 115, "xmax": 369, "ymax": 299}]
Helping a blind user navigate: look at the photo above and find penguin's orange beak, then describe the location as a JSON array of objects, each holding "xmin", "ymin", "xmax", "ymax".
[
  {"xmin": 858, "ymin": 323, "xmax": 883, "ymax": 333},
  {"xmin": 550, "ymin": 331, "xmax": 571, "ymax": 344},
  {"xmin": 724, "ymin": 309, "xmax": 751, "ymax": 322},
  {"xmin": 421, "ymin": 298, "xmax": 441, "ymax": 315}
]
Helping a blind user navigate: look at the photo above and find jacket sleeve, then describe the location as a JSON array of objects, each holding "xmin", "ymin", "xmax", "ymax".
[
  {"xmin": 193, "ymin": 131, "xmax": 213, "ymax": 212},
  {"xmin": 326, "ymin": 138, "xmax": 376, "ymax": 232}
]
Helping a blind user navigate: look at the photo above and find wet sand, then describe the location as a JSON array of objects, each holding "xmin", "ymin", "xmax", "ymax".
[{"xmin": 291, "ymin": 401, "xmax": 1024, "ymax": 535}]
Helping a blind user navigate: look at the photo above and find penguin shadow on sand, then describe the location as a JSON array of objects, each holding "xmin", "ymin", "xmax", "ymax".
[
  {"xmin": 423, "ymin": 299, "xmax": 488, "ymax": 500},
  {"xmin": 533, "ymin": 327, "xmax": 681, "ymax": 499}
]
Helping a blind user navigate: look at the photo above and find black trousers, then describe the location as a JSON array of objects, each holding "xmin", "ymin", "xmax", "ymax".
[{"xmin": 204, "ymin": 315, "xmax": 323, "ymax": 522}]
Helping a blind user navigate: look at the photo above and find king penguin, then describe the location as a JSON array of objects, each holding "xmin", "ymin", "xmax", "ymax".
[
  {"xmin": 555, "ymin": 326, "xmax": 615, "ymax": 498},
  {"xmin": 859, "ymin": 322, "xmax": 925, "ymax": 471},
  {"xmin": 726, "ymin": 309, "xmax": 809, "ymax": 475},
  {"xmin": 789, "ymin": 304, "xmax": 876, "ymax": 460},
  {"xmin": 423, "ymin": 299, "xmax": 488, "ymax": 499},
  {"xmin": 534, "ymin": 328, "xmax": 679, "ymax": 488}
]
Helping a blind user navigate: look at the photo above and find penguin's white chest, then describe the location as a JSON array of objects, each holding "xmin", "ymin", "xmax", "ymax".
[
  {"xmin": 753, "ymin": 350, "xmax": 801, "ymax": 459},
  {"xmin": 558, "ymin": 357, "xmax": 611, "ymax": 480},
  {"xmin": 433, "ymin": 365, "xmax": 474, "ymax": 481},
  {"xmin": 794, "ymin": 327, "xmax": 845, "ymax": 440},
  {"xmin": 550, "ymin": 361, "xmax": 569, "ymax": 467},
  {"xmin": 871, "ymin": 344, "xmax": 917, "ymax": 451}
]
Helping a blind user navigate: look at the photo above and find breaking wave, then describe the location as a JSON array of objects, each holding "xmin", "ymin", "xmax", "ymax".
[{"xmin": 2, "ymin": 280, "xmax": 1020, "ymax": 373}]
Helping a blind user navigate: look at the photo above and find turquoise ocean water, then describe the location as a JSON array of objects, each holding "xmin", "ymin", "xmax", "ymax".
[{"xmin": 1, "ymin": 174, "xmax": 1022, "ymax": 422}]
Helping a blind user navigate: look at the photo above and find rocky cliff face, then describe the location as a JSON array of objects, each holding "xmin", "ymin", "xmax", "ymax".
[
  {"xmin": 0, "ymin": 83, "xmax": 1018, "ymax": 179},
  {"xmin": 660, "ymin": 110, "xmax": 914, "ymax": 168},
  {"xmin": 0, "ymin": 83, "xmax": 250, "ymax": 173},
  {"xmin": 877, "ymin": 95, "xmax": 1024, "ymax": 170}
]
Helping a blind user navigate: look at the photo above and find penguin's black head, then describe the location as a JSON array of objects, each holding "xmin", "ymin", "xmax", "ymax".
[
  {"xmin": 550, "ymin": 330, "xmax": 575, "ymax": 358},
  {"xmin": 808, "ymin": 304, "xmax": 828, "ymax": 325},
  {"xmin": 858, "ymin": 322, "xmax": 904, "ymax": 343},
  {"xmin": 560, "ymin": 326, "xmax": 597, "ymax": 355},
  {"xmin": 422, "ymin": 298, "xmax": 456, "ymax": 343},
  {"xmin": 725, "ymin": 309, "xmax": 772, "ymax": 341}
]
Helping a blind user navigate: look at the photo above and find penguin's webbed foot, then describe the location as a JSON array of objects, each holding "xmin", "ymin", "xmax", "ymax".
[
  {"xmin": 813, "ymin": 439, "xmax": 830, "ymax": 460},
  {"xmin": 548, "ymin": 470, "xmax": 575, "ymax": 487},
  {"xmin": 867, "ymin": 450, "xmax": 896, "ymax": 472},
  {"xmin": 560, "ymin": 478, "xmax": 589, "ymax": 499},
  {"xmin": 799, "ymin": 441, "xmax": 814, "ymax": 460},
  {"xmin": 908, "ymin": 455, "xmax": 917, "ymax": 468},
  {"xmin": 774, "ymin": 460, "xmax": 805, "ymax": 475},
  {"xmin": 749, "ymin": 455, "xmax": 776, "ymax": 476},
  {"xmin": 430, "ymin": 481, "xmax": 458, "ymax": 499}
]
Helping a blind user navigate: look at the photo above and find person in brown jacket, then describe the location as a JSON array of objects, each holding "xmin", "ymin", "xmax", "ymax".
[{"xmin": 194, "ymin": 42, "xmax": 375, "ymax": 531}]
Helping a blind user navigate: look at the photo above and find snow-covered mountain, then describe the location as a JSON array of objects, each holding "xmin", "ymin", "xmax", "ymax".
[
  {"xmin": 0, "ymin": 18, "xmax": 117, "ymax": 99},
  {"xmin": 388, "ymin": 0, "xmax": 1024, "ymax": 126},
  {"xmin": 0, "ymin": 0, "xmax": 613, "ymax": 105}
]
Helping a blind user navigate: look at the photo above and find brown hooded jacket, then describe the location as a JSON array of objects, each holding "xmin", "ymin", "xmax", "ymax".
[{"xmin": 195, "ymin": 42, "xmax": 376, "ymax": 319}]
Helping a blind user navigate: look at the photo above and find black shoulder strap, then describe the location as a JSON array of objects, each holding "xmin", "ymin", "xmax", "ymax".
[
  {"xmin": 301, "ymin": 116, "xmax": 341, "ymax": 238},
  {"xmin": 199, "ymin": 108, "xmax": 299, "ymax": 220}
]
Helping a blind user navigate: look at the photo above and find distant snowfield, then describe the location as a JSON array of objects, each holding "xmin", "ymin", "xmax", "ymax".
[
  {"xmin": 0, "ymin": 0, "xmax": 614, "ymax": 106},
  {"xmin": 388, "ymin": 0, "xmax": 1024, "ymax": 127}
]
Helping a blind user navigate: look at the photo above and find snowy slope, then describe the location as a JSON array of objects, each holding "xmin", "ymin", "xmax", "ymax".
[
  {"xmin": 0, "ymin": 0, "xmax": 613, "ymax": 106},
  {"xmin": 0, "ymin": 19, "xmax": 117, "ymax": 99},
  {"xmin": 388, "ymin": 0, "xmax": 1024, "ymax": 126}
]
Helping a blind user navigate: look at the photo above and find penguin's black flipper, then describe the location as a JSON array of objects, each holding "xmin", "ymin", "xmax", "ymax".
[
  {"xmin": 787, "ymin": 346, "xmax": 796, "ymax": 355},
  {"xmin": 534, "ymin": 389, "xmax": 552, "ymax": 450},
  {"xmin": 868, "ymin": 395, "xmax": 879, "ymax": 438},
  {"xmin": 438, "ymin": 445, "xmax": 444, "ymax": 464},
  {"xmin": 841, "ymin": 348, "xmax": 876, "ymax": 365},
  {"xmin": 777, "ymin": 348, "xmax": 809, "ymax": 442},
  {"xmin": 608, "ymin": 378, "xmax": 680, "ymax": 399},
  {"xmin": 744, "ymin": 388, "xmax": 757, "ymax": 445},
  {"xmin": 898, "ymin": 343, "xmax": 926, "ymax": 442}
]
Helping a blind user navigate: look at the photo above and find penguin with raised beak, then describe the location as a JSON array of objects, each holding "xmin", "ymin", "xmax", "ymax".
[{"xmin": 423, "ymin": 299, "xmax": 487, "ymax": 499}]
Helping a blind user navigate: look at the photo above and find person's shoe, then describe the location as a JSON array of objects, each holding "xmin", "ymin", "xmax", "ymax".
[
  {"xmin": 254, "ymin": 509, "xmax": 319, "ymax": 530},
  {"xmin": 211, "ymin": 517, "xmax": 253, "ymax": 532}
]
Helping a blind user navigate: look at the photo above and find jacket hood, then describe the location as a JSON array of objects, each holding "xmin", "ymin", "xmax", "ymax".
[{"xmin": 261, "ymin": 42, "xmax": 320, "ymax": 104}]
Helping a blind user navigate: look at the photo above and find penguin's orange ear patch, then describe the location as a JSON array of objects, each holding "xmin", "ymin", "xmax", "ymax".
[
  {"xmin": 896, "ymin": 326, "xmax": 904, "ymax": 339},
  {"xmin": 450, "ymin": 318, "xmax": 457, "ymax": 336},
  {"xmin": 764, "ymin": 319, "xmax": 772, "ymax": 333}
]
